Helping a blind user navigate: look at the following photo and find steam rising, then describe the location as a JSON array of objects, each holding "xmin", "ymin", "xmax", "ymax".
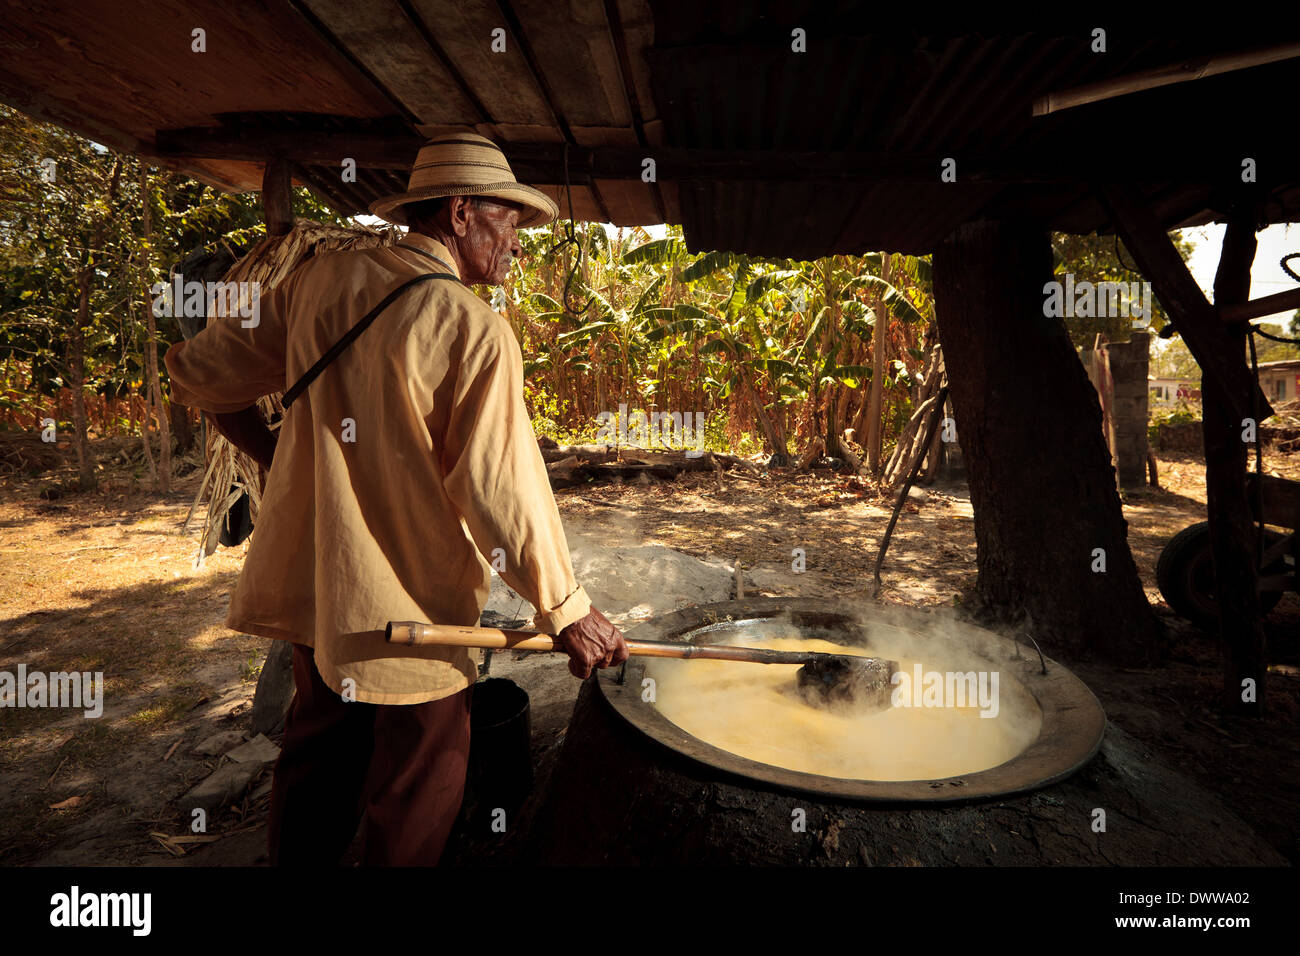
[{"xmin": 644, "ymin": 605, "xmax": 1043, "ymax": 782}]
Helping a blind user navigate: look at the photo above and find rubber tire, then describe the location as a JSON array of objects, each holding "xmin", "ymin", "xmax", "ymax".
[{"xmin": 1156, "ymin": 521, "xmax": 1285, "ymax": 630}]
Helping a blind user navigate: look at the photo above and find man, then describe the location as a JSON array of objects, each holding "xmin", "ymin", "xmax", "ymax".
[{"xmin": 164, "ymin": 132, "xmax": 628, "ymax": 866}]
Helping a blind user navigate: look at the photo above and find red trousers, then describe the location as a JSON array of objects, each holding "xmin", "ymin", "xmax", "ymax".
[{"xmin": 267, "ymin": 643, "xmax": 472, "ymax": 866}]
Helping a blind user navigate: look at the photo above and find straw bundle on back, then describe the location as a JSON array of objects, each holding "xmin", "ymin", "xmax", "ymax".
[{"xmin": 182, "ymin": 219, "xmax": 402, "ymax": 565}]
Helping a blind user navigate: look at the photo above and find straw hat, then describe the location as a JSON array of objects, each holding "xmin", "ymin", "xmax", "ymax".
[{"xmin": 369, "ymin": 133, "xmax": 558, "ymax": 228}]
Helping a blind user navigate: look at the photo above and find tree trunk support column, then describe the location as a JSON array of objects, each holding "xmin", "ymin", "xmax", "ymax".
[
  {"xmin": 1099, "ymin": 185, "xmax": 1269, "ymax": 714},
  {"xmin": 932, "ymin": 219, "xmax": 1159, "ymax": 665}
]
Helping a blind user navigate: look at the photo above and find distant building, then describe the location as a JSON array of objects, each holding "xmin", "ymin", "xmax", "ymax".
[
  {"xmin": 1256, "ymin": 359, "xmax": 1300, "ymax": 403},
  {"xmin": 1149, "ymin": 376, "xmax": 1199, "ymax": 406}
]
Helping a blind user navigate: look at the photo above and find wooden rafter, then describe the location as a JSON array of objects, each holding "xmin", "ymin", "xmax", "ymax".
[
  {"xmin": 603, "ymin": 0, "xmax": 667, "ymax": 223},
  {"xmin": 1034, "ymin": 41, "xmax": 1300, "ymax": 116},
  {"xmin": 394, "ymin": 0, "xmax": 495, "ymax": 125},
  {"xmin": 1097, "ymin": 184, "xmax": 1273, "ymax": 424},
  {"xmin": 494, "ymin": 0, "xmax": 615, "ymax": 224},
  {"xmin": 150, "ymin": 123, "xmax": 1294, "ymax": 189},
  {"xmin": 284, "ymin": 0, "xmax": 422, "ymax": 125},
  {"xmin": 1220, "ymin": 286, "xmax": 1300, "ymax": 323}
]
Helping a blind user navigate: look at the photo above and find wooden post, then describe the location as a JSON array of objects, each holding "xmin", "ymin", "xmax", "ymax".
[
  {"xmin": 262, "ymin": 158, "xmax": 293, "ymax": 237},
  {"xmin": 1107, "ymin": 330, "xmax": 1152, "ymax": 491},
  {"xmin": 1208, "ymin": 207, "xmax": 1266, "ymax": 715},
  {"xmin": 249, "ymin": 156, "xmax": 294, "ymax": 728},
  {"xmin": 1099, "ymin": 185, "xmax": 1268, "ymax": 714}
]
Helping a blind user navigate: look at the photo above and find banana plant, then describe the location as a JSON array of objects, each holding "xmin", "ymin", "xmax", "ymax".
[
  {"xmin": 672, "ymin": 252, "xmax": 812, "ymax": 458},
  {"xmin": 503, "ymin": 220, "xmax": 941, "ymax": 463}
]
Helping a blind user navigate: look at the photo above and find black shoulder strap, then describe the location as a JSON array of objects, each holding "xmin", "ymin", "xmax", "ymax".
[
  {"xmin": 281, "ymin": 269, "xmax": 458, "ymax": 410},
  {"xmin": 393, "ymin": 241, "xmax": 457, "ymax": 272}
]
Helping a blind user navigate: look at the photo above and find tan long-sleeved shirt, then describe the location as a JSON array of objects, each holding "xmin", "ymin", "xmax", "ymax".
[{"xmin": 164, "ymin": 233, "xmax": 590, "ymax": 704}]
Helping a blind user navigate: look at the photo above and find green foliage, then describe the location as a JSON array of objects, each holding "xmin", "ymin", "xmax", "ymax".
[
  {"xmin": 0, "ymin": 103, "xmax": 352, "ymax": 430},
  {"xmin": 1150, "ymin": 337, "xmax": 1201, "ymax": 381},
  {"xmin": 1050, "ymin": 231, "xmax": 1190, "ymax": 347},
  {"xmin": 503, "ymin": 218, "xmax": 938, "ymax": 458},
  {"xmin": 1250, "ymin": 325, "xmax": 1300, "ymax": 364},
  {"xmin": 3, "ymin": 103, "xmax": 936, "ymax": 462},
  {"xmin": 1148, "ymin": 403, "xmax": 1200, "ymax": 444}
]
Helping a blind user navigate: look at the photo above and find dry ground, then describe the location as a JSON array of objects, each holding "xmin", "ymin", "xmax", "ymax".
[{"xmin": 1, "ymin": 441, "xmax": 1297, "ymax": 865}]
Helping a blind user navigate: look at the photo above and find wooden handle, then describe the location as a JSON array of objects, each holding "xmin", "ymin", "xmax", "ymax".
[
  {"xmin": 385, "ymin": 621, "xmax": 886, "ymax": 668},
  {"xmin": 386, "ymin": 621, "xmax": 558, "ymax": 651}
]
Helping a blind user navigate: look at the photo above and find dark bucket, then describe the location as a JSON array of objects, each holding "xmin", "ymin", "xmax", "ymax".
[{"xmin": 467, "ymin": 678, "xmax": 533, "ymax": 820}]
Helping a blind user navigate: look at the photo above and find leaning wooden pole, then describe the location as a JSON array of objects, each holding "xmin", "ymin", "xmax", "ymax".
[
  {"xmin": 1099, "ymin": 185, "xmax": 1270, "ymax": 714},
  {"xmin": 871, "ymin": 385, "xmax": 948, "ymax": 598}
]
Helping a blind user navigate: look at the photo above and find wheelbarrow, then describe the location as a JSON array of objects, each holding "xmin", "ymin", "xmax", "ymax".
[{"xmin": 1157, "ymin": 473, "xmax": 1299, "ymax": 630}]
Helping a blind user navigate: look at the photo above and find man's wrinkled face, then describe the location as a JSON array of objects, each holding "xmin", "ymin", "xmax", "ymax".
[{"xmin": 463, "ymin": 200, "xmax": 522, "ymax": 286}]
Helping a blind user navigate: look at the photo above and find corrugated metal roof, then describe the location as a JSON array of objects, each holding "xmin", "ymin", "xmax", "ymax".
[{"xmin": 1, "ymin": 1, "xmax": 1297, "ymax": 257}]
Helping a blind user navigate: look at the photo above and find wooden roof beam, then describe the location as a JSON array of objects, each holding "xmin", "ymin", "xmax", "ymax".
[
  {"xmin": 1097, "ymin": 183, "xmax": 1272, "ymax": 423},
  {"xmin": 292, "ymin": 162, "xmax": 378, "ymax": 217},
  {"xmin": 493, "ymin": 0, "xmax": 614, "ymax": 223},
  {"xmin": 291, "ymin": 162, "xmax": 360, "ymax": 216},
  {"xmin": 603, "ymin": 0, "xmax": 667, "ymax": 223},
  {"xmin": 1034, "ymin": 41, "xmax": 1300, "ymax": 116},
  {"xmin": 285, "ymin": 0, "xmax": 422, "ymax": 125},
  {"xmin": 152, "ymin": 125, "xmax": 420, "ymax": 169},
  {"xmin": 1220, "ymin": 286, "xmax": 1300, "ymax": 323},
  {"xmin": 395, "ymin": 0, "xmax": 495, "ymax": 124},
  {"xmin": 150, "ymin": 129, "xmax": 1296, "ymax": 191}
]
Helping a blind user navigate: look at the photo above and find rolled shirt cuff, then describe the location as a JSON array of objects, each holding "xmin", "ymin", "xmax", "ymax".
[
  {"xmin": 163, "ymin": 340, "xmax": 274, "ymax": 414},
  {"xmin": 532, "ymin": 584, "xmax": 592, "ymax": 636},
  {"xmin": 163, "ymin": 342, "xmax": 239, "ymax": 413},
  {"xmin": 162, "ymin": 343, "xmax": 199, "ymax": 407}
]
